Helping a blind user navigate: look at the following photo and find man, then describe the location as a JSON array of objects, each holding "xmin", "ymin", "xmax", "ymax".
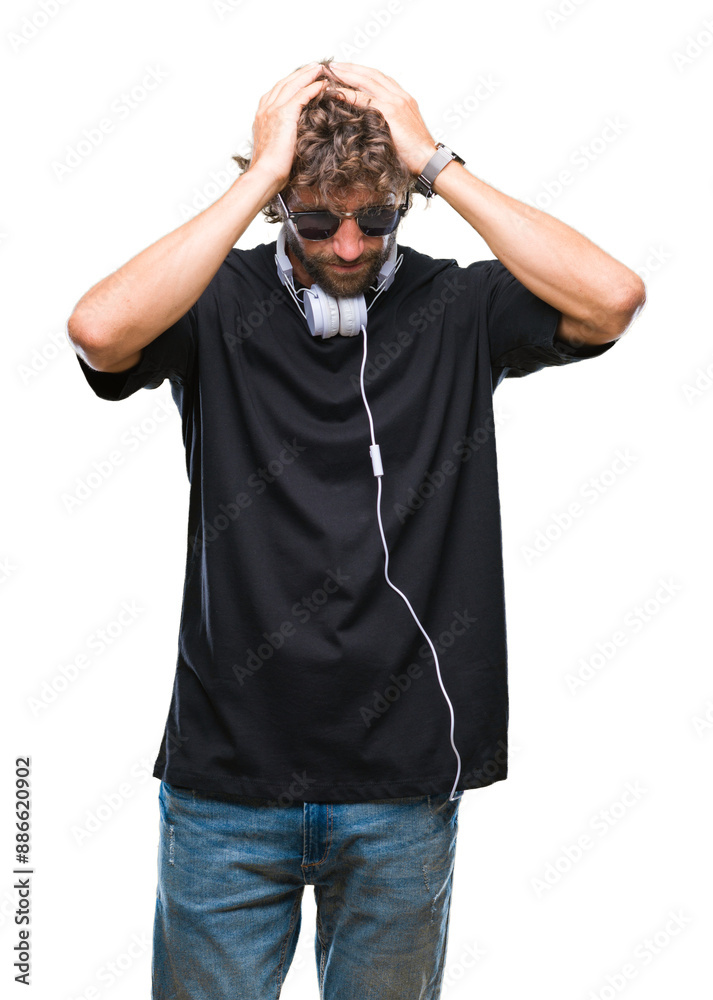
[{"xmin": 67, "ymin": 59, "xmax": 645, "ymax": 1000}]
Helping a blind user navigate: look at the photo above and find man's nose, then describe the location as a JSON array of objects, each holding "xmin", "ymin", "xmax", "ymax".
[{"xmin": 330, "ymin": 217, "xmax": 365, "ymax": 261}]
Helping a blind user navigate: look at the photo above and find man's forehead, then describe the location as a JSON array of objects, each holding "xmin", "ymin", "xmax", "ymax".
[{"xmin": 287, "ymin": 186, "xmax": 396, "ymax": 212}]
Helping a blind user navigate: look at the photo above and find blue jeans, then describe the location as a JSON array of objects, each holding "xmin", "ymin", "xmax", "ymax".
[{"xmin": 152, "ymin": 780, "xmax": 463, "ymax": 999}]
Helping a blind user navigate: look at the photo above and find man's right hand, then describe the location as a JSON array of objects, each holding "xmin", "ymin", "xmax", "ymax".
[{"xmin": 247, "ymin": 61, "xmax": 331, "ymax": 196}]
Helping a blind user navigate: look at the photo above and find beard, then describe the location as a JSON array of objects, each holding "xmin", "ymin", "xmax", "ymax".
[{"xmin": 284, "ymin": 225, "xmax": 397, "ymax": 299}]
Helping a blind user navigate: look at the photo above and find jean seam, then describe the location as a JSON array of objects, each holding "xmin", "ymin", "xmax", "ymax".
[
  {"xmin": 274, "ymin": 892, "xmax": 302, "ymax": 997},
  {"xmin": 301, "ymin": 804, "xmax": 334, "ymax": 869},
  {"xmin": 314, "ymin": 884, "xmax": 328, "ymax": 996}
]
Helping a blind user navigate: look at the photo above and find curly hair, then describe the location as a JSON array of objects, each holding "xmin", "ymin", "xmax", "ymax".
[{"xmin": 233, "ymin": 58, "xmax": 419, "ymax": 224}]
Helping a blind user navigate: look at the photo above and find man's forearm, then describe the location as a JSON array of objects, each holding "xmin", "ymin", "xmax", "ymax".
[
  {"xmin": 67, "ymin": 167, "xmax": 280, "ymax": 370},
  {"xmin": 431, "ymin": 160, "xmax": 646, "ymax": 340}
]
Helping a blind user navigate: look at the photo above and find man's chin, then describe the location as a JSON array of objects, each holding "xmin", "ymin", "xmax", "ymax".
[
  {"xmin": 317, "ymin": 275, "xmax": 373, "ymax": 298},
  {"xmin": 308, "ymin": 261, "xmax": 382, "ymax": 298}
]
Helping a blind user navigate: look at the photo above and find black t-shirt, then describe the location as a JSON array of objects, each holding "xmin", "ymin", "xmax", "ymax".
[{"xmin": 75, "ymin": 239, "xmax": 617, "ymax": 802}]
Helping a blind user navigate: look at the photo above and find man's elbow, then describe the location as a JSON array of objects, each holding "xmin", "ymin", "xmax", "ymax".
[
  {"xmin": 619, "ymin": 276, "xmax": 647, "ymax": 323},
  {"xmin": 595, "ymin": 278, "xmax": 647, "ymax": 342},
  {"xmin": 67, "ymin": 311, "xmax": 96, "ymax": 363},
  {"xmin": 66, "ymin": 311, "xmax": 116, "ymax": 371},
  {"xmin": 618, "ymin": 275, "xmax": 646, "ymax": 324}
]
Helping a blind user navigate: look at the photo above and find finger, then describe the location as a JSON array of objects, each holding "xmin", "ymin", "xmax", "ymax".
[
  {"xmin": 257, "ymin": 61, "xmax": 320, "ymax": 101},
  {"xmin": 258, "ymin": 62, "xmax": 323, "ymax": 109},
  {"xmin": 331, "ymin": 62, "xmax": 378, "ymax": 73},
  {"xmin": 330, "ymin": 62, "xmax": 402, "ymax": 96},
  {"xmin": 266, "ymin": 76, "xmax": 327, "ymax": 121},
  {"xmin": 258, "ymin": 61, "xmax": 326, "ymax": 109},
  {"xmin": 334, "ymin": 88, "xmax": 391, "ymax": 117},
  {"xmin": 332, "ymin": 87, "xmax": 375, "ymax": 108}
]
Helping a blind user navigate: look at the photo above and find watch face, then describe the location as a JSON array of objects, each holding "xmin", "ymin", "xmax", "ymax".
[{"xmin": 438, "ymin": 144, "xmax": 464, "ymax": 164}]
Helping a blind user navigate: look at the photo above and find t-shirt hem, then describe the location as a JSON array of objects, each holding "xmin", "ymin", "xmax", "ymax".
[{"xmin": 152, "ymin": 762, "xmax": 506, "ymax": 802}]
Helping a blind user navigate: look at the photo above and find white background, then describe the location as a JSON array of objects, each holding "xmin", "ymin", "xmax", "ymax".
[{"xmin": 2, "ymin": 0, "xmax": 711, "ymax": 997}]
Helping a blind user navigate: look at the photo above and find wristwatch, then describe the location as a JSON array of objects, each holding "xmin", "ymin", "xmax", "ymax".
[{"xmin": 414, "ymin": 143, "xmax": 465, "ymax": 198}]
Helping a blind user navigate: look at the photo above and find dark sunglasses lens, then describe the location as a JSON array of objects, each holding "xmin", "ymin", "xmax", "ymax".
[
  {"xmin": 293, "ymin": 206, "xmax": 401, "ymax": 239},
  {"xmin": 358, "ymin": 208, "xmax": 400, "ymax": 236},
  {"xmin": 295, "ymin": 213, "xmax": 340, "ymax": 240}
]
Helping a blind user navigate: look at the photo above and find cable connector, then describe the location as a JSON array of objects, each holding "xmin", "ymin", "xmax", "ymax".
[{"xmin": 369, "ymin": 444, "xmax": 384, "ymax": 477}]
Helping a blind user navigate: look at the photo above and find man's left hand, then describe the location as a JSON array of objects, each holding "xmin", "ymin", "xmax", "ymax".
[{"xmin": 326, "ymin": 62, "xmax": 437, "ymax": 177}]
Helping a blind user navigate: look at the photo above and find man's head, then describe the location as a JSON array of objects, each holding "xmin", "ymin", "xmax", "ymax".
[
  {"xmin": 279, "ymin": 184, "xmax": 403, "ymax": 297},
  {"xmin": 233, "ymin": 58, "xmax": 415, "ymax": 297}
]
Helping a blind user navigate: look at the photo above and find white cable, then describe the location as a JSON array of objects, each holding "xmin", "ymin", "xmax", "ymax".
[
  {"xmin": 282, "ymin": 275, "xmax": 309, "ymax": 321},
  {"xmin": 359, "ymin": 325, "xmax": 462, "ymax": 803},
  {"xmin": 366, "ymin": 253, "xmax": 404, "ymax": 312}
]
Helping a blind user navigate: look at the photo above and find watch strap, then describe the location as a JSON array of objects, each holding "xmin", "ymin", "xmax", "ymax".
[{"xmin": 414, "ymin": 143, "xmax": 465, "ymax": 198}]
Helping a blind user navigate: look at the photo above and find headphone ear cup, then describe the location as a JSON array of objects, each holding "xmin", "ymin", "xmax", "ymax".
[
  {"xmin": 302, "ymin": 289, "xmax": 368, "ymax": 338},
  {"xmin": 303, "ymin": 286, "xmax": 341, "ymax": 337},
  {"xmin": 338, "ymin": 296, "xmax": 368, "ymax": 337}
]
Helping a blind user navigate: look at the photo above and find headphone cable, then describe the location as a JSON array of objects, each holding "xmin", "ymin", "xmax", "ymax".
[{"xmin": 358, "ymin": 324, "xmax": 462, "ymax": 802}]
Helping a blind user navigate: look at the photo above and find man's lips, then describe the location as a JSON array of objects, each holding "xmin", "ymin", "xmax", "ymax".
[{"xmin": 330, "ymin": 260, "xmax": 364, "ymax": 270}]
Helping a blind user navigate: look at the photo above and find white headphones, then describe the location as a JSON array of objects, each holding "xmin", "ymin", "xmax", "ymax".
[{"xmin": 275, "ymin": 224, "xmax": 400, "ymax": 338}]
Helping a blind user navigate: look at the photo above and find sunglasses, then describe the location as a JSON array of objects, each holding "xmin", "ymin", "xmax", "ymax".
[{"xmin": 276, "ymin": 190, "xmax": 410, "ymax": 241}]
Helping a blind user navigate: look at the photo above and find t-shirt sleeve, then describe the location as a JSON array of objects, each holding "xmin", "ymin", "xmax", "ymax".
[
  {"xmin": 73, "ymin": 307, "xmax": 197, "ymax": 402},
  {"xmin": 479, "ymin": 258, "xmax": 618, "ymax": 388}
]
